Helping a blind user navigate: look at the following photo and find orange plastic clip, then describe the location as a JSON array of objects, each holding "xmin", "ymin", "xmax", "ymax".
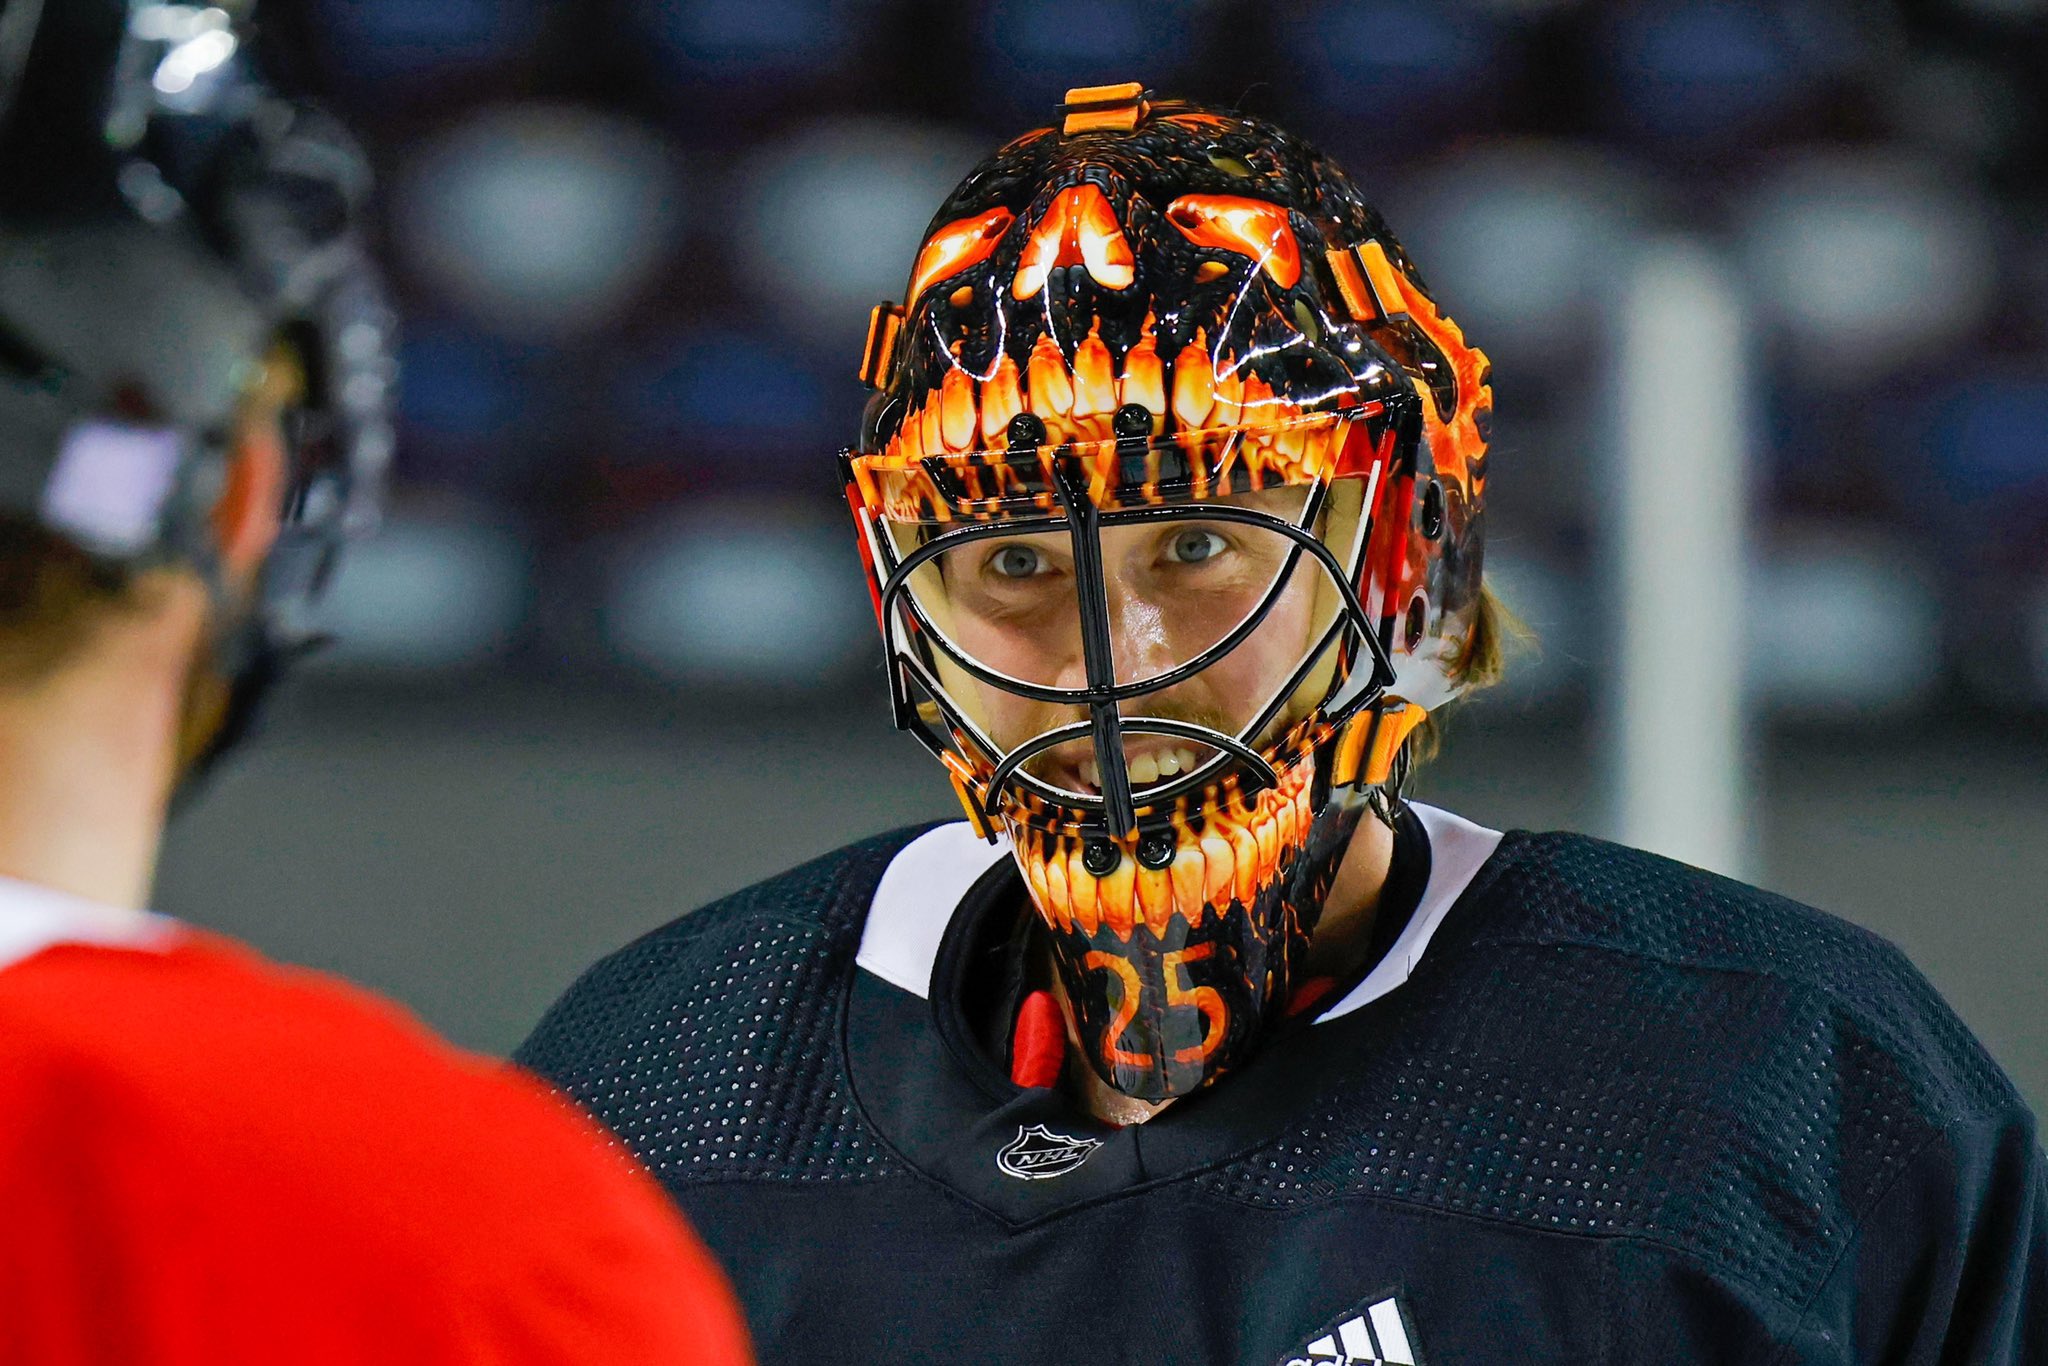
[
  {"xmin": 1061, "ymin": 81, "xmax": 1149, "ymax": 135},
  {"xmin": 1324, "ymin": 246, "xmax": 1373, "ymax": 322},
  {"xmin": 859, "ymin": 302, "xmax": 904, "ymax": 388},
  {"xmin": 1330, "ymin": 709, "xmax": 1374, "ymax": 788},
  {"xmin": 941, "ymin": 751, "xmax": 999, "ymax": 843},
  {"xmin": 1331, "ymin": 701, "xmax": 1428, "ymax": 788},
  {"xmin": 1353, "ymin": 240, "xmax": 1411, "ymax": 321},
  {"xmin": 1361, "ymin": 701, "xmax": 1427, "ymax": 785}
]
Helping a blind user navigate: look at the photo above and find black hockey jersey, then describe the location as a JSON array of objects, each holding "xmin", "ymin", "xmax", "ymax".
[{"xmin": 518, "ymin": 806, "xmax": 2047, "ymax": 1363}]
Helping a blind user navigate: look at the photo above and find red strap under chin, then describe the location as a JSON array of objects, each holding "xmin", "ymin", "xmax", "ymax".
[
  {"xmin": 1285, "ymin": 975, "xmax": 1339, "ymax": 1018},
  {"xmin": 1009, "ymin": 989, "xmax": 1066, "ymax": 1089}
]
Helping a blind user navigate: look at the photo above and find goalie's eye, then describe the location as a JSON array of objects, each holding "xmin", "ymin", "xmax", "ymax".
[
  {"xmin": 990, "ymin": 544, "xmax": 1046, "ymax": 579},
  {"xmin": 1166, "ymin": 529, "xmax": 1227, "ymax": 564}
]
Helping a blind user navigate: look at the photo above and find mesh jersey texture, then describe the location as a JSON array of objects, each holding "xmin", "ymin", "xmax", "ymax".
[
  {"xmin": 517, "ymin": 823, "xmax": 2025, "ymax": 1317},
  {"xmin": 518, "ymin": 828, "xmax": 928, "ymax": 1184}
]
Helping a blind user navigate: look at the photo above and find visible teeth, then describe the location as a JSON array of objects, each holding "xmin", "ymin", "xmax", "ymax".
[
  {"xmin": 1199, "ymin": 834, "xmax": 1235, "ymax": 908},
  {"xmin": 1155, "ymin": 749, "xmax": 1180, "ymax": 777},
  {"xmin": 1044, "ymin": 854, "xmax": 1071, "ymax": 929},
  {"xmin": 1024, "ymin": 854, "xmax": 1052, "ymax": 923},
  {"xmin": 1170, "ymin": 847, "xmax": 1206, "ymax": 925},
  {"xmin": 1136, "ymin": 863, "xmax": 1174, "ymax": 936},
  {"xmin": 1172, "ymin": 341, "xmax": 1214, "ymax": 428},
  {"xmin": 1067, "ymin": 845, "xmax": 1099, "ymax": 935},
  {"xmin": 1027, "ymin": 335, "xmax": 1073, "ymax": 417},
  {"xmin": 1099, "ymin": 856, "xmax": 1136, "ymax": 939},
  {"xmin": 940, "ymin": 369, "xmax": 977, "ymax": 451},
  {"xmin": 1303, "ymin": 425, "xmax": 1332, "ymax": 474},
  {"xmin": 1120, "ymin": 336, "xmax": 1164, "ymax": 415},
  {"xmin": 1212, "ymin": 362, "xmax": 1245, "ymax": 427},
  {"xmin": 1072, "ymin": 334, "xmax": 1116, "ymax": 418},
  {"xmin": 980, "ymin": 353, "xmax": 1023, "ymax": 446},
  {"xmin": 1246, "ymin": 437, "xmax": 1274, "ymax": 479},
  {"xmin": 1129, "ymin": 751, "xmax": 1159, "ymax": 785},
  {"xmin": 1174, "ymin": 746, "xmax": 1198, "ymax": 775},
  {"xmin": 1228, "ymin": 826, "xmax": 1259, "ymax": 903},
  {"xmin": 1079, "ymin": 758, "xmax": 1100, "ymax": 791}
]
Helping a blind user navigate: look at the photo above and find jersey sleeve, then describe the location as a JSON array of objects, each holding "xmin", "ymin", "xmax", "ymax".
[
  {"xmin": 1798, "ymin": 1107, "xmax": 2048, "ymax": 1363},
  {"xmin": 0, "ymin": 936, "xmax": 755, "ymax": 1366}
]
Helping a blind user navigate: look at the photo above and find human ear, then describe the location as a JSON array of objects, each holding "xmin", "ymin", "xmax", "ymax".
[
  {"xmin": 211, "ymin": 352, "xmax": 298, "ymax": 588},
  {"xmin": 211, "ymin": 409, "xmax": 286, "ymax": 589}
]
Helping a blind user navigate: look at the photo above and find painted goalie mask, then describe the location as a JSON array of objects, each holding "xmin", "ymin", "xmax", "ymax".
[{"xmin": 842, "ymin": 86, "xmax": 1491, "ymax": 1101}]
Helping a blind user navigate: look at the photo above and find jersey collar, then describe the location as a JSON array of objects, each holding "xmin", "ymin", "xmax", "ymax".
[
  {"xmin": 843, "ymin": 805, "xmax": 1506, "ymax": 1226},
  {"xmin": 855, "ymin": 803, "xmax": 1502, "ymax": 1011}
]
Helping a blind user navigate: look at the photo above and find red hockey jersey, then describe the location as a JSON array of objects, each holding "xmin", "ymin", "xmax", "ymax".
[{"xmin": 0, "ymin": 879, "xmax": 752, "ymax": 1365}]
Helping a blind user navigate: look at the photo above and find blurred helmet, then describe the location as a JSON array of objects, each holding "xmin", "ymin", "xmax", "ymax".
[
  {"xmin": 0, "ymin": 0, "xmax": 393, "ymax": 767},
  {"xmin": 842, "ymin": 85, "xmax": 1491, "ymax": 1100}
]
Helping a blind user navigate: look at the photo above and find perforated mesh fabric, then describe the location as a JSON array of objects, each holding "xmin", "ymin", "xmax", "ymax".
[
  {"xmin": 1198, "ymin": 832, "xmax": 2022, "ymax": 1312},
  {"xmin": 516, "ymin": 830, "xmax": 932, "ymax": 1186},
  {"xmin": 520, "ymin": 820, "xmax": 2022, "ymax": 1316}
]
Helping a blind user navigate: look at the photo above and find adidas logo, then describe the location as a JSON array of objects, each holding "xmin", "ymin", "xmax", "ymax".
[{"xmin": 1277, "ymin": 1294, "xmax": 1421, "ymax": 1366}]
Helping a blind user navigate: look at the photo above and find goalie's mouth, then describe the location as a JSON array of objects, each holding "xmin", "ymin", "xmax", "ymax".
[
  {"xmin": 1032, "ymin": 737, "xmax": 1222, "ymax": 800},
  {"xmin": 1008, "ymin": 751, "xmax": 1320, "ymax": 939}
]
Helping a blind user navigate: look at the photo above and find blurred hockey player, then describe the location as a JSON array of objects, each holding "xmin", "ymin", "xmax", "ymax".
[{"xmin": 0, "ymin": 3, "xmax": 751, "ymax": 1360}]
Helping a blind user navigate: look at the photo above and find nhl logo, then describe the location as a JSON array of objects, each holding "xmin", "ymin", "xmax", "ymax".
[{"xmin": 995, "ymin": 1123, "xmax": 1101, "ymax": 1181}]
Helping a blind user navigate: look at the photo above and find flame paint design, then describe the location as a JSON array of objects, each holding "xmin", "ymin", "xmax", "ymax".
[
  {"xmin": 1012, "ymin": 183, "xmax": 1137, "ymax": 299},
  {"xmin": 1011, "ymin": 758, "xmax": 1314, "ymax": 940},
  {"xmin": 844, "ymin": 95, "xmax": 1492, "ymax": 1101},
  {"xmin": 1163, "ymin": 194, "xmax": 1302, "ymax": 288},
  {"xmin": 1004, "ymin": 738, "xmax": 1367, "ymax": 1099},
  {"xmin": 907, "ymin": 206, "xmax": 1017, "ymax": 306},
  {"xmin": 850, "ymin": 332, "xmax": 1405, "ymax": 532}
]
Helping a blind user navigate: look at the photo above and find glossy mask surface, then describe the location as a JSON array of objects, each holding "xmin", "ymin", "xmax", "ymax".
[
  {"xmin": 930, "ymin": 478, "xmax": 1366, "ymax": 1099},
  {"xmin": 845, "ymin": 96, "xmax": 1493, "ymax": 1099}
]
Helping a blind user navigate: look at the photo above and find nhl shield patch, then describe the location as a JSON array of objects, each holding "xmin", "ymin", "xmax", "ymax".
[
  {"xmin": 1277, "ymin": 1291, "xmax": 1423, "ymax": 1365},
  {"xmin": 995, "ymin": 1123, "xmax": 1101, "ymax": 1181}
]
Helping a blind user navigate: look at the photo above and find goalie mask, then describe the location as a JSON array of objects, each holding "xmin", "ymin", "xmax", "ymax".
[{"xmin": 842, "ymin": 87, "xmax": 1491, "ymax": 1101}]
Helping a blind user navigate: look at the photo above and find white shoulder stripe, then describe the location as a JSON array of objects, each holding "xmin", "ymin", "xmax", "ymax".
[
  {"xmin": 1315, "ymin": 802, "xmax": 1504, "ymax": 1024},
  {"xmin": 855, "ymin": 806, "xmax": 1502, "ymax": 1013},
  {"xmin": 856, "ymin": 823, "xmax": 1012, "ymax": 999},
  {"xmin": 0, "ymin": 877, "xmax": 178, "ymax": 974}
]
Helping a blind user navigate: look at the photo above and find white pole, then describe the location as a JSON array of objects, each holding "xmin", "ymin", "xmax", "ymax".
[{"xmin": 1604, "ymin": 237, "xmax": 1753, "ymax": 879}]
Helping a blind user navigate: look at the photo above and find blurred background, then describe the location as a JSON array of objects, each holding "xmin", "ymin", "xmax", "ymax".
[{"xmin": 155, "ymin": 0, "xmax": 2048, "ymax": 1109}]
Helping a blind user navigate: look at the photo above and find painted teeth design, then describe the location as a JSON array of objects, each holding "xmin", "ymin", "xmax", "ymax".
[
  {"xmin": 875, "ymin": 329, "xmax": 1334, "ymax": 482},
  {"xmin": 1013, "ymin": 755, "xmax": 1318, "ymax": 943}
]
